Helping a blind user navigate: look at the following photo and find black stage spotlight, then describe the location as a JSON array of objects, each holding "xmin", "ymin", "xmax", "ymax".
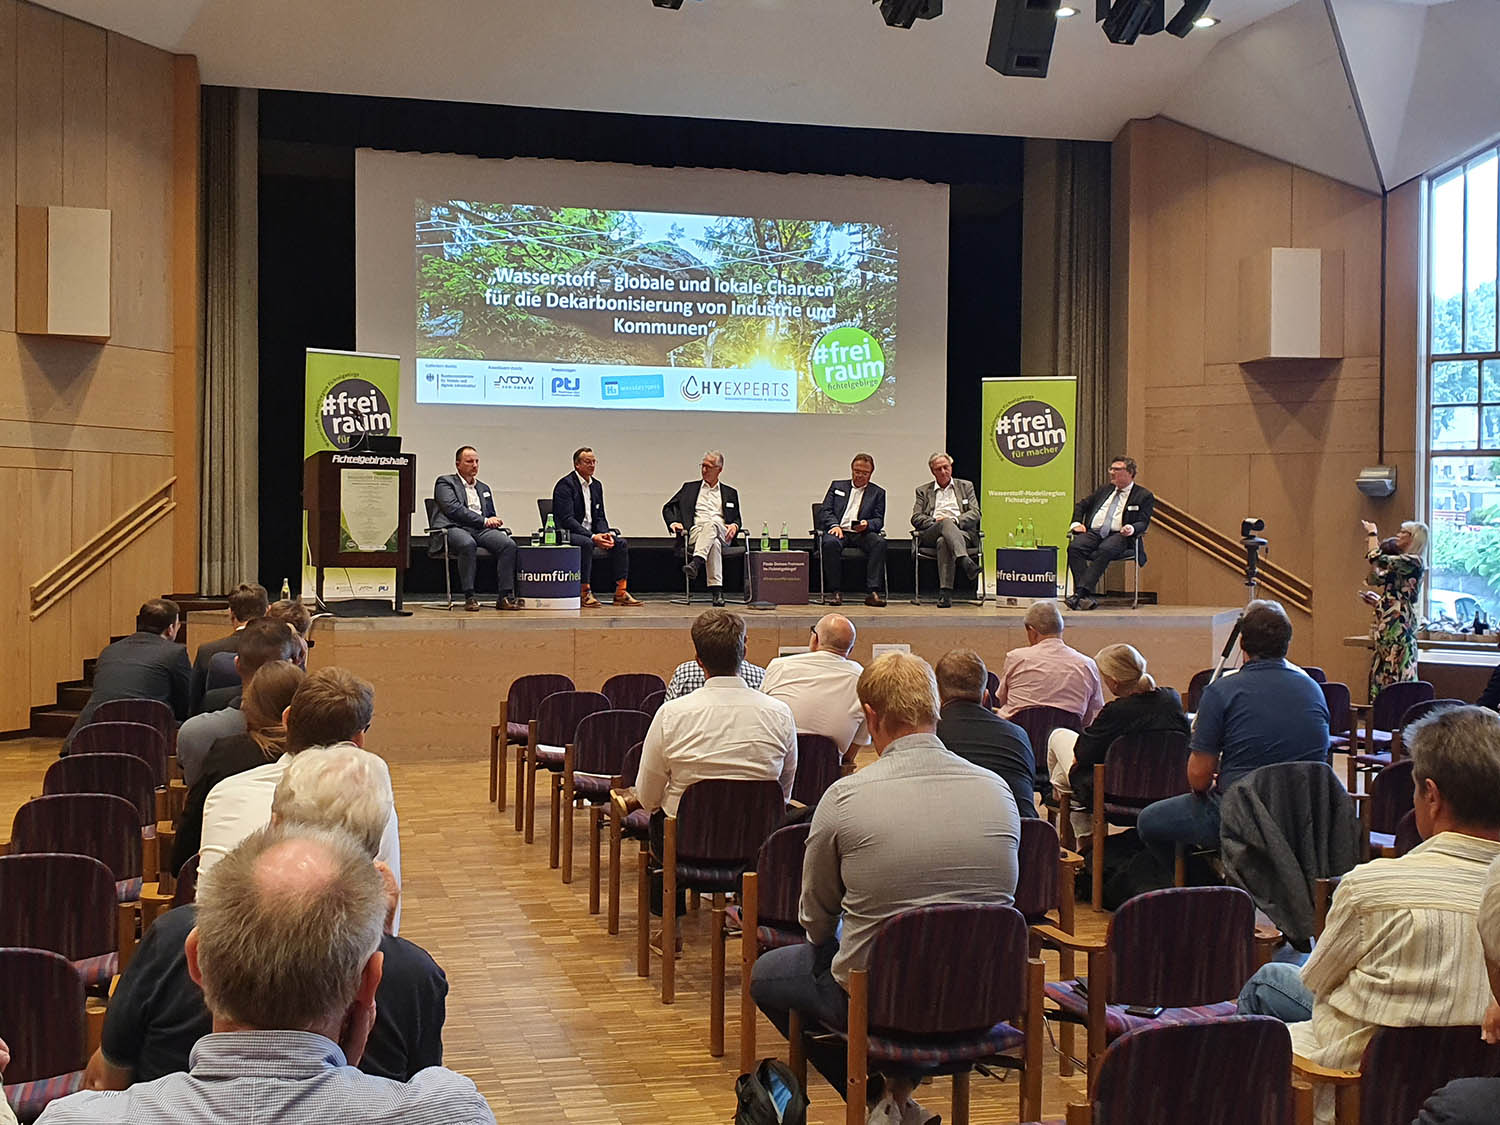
[
  {"xmin": 1100, "ymin": 0, "xmax": 1162, "ymax": 43},
  {"xmin": 986, "ymin": 0, "xmax": 1061, "ymax": 78},
  {"xmin": 876, "ymin": 0, "xmax": 942, "ymax": 29},
  {"xmin": 1165, "ymin": 0, "xmax": 1211, "ymax": 35},
  {"xmin": 652, "ymin": 0, "xmax": 685, "ymax": 8}
]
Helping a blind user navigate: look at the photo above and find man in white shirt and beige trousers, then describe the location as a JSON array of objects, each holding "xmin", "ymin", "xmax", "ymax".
[{"xmin": 1236, "ymin": 705, "xmax": 1500, "ymax": 1125}]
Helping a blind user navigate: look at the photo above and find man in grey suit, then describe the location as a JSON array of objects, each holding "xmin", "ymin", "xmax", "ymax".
[
  {"xmin": 911, "ymin": 452, "xmax": 981, "ymax": 608},
  {"xmin": 429, "ymin": 445, "xmax": 522, "ymax": 611},
  {"xmin": 64, "ymin": 599, "xmax": 191, "ymax": 751}
]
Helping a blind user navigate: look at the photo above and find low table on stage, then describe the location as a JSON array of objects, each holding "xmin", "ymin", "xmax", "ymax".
[
  {"xmin": 517, "ymin": 544, "xmax": 582, "ymax": 610},
  {"xmin": 750, "ymin": 549, "xmax": 810, "ymax": 605},
  {"xmin": 992, "ymin": 546, "xmax": 1060, "ymax": 605}
]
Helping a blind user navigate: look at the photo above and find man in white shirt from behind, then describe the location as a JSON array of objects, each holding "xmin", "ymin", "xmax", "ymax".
[
  {"xmin": 198, "ymin": 666, "xmax": 403, "ymax": 933},
  {"xmin": 761, "ymin": 613, "xmax": 868, "ymax": 764}
]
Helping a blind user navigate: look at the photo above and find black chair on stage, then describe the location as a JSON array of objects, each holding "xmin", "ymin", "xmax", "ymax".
[
  {"xmin": 424, "ymin": 497, "xmax": 491, "ymax": 611},
  {"xmin": 808, "ymin": 503, "xmax": 888, "ymax": 605}
]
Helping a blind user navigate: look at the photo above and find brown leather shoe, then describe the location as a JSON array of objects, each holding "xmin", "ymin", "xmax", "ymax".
[
  {"xmin": 613, "ymin": 591, "xmax": 643, "ymax": 606},
  {"xmin": 496, "ymin": 596, "xmax": 525, "ymax": 611},
  {"xmin": 864, "ymin": 591, "xmax": 887, "ymax": 608},
  {"xmin": 826, "ymin": 592, "xmax": 843, "ymax": 607},
  {"xmin": 581, "ymin": 592, "xmax": 602, "ymax": 608},
  {"xmin": 464, "ymin": 596, "xmax": 481, "ymax": 612}
]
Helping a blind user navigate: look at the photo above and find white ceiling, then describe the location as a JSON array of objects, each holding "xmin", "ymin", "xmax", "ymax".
[{"xmin": 32, "ymin": 0, "xmax": 1500, "ymax": 190}]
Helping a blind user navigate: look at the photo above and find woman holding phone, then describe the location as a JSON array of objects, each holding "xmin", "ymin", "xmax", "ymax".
[{"xmin": 1359, "ymin": 518, "xmax": 1427, "ymax": 701}]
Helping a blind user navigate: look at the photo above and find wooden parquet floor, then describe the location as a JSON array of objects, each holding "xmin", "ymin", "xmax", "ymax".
[{"xmin": 0, "ymin": 737, "xmax": 1101, "ymax": 1124}]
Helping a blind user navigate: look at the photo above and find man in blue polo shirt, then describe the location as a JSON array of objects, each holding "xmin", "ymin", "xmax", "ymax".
[{"xmin": 1138, "ymin": 599, "xmax": 1329, "ymax": 858}]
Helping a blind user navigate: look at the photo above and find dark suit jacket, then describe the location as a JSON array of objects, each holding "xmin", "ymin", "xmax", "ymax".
[
  {"xmin": 430, "ymin": 474, "xmax": 497, "ymax": 531},
  {"xmin": 1073, "ymin": 482, "xmax": 1154, "ymax": 554},
  {"xmin": 189, "ymin": 628, "xmax": 241, "ymax": 713},
  {"xmin": 936, "ymin": 700, "xmax": 1037, "ymax": 817},
  {"xmin": 815, "ymin": 480, "xmax": 886, "ymax": 535},
  {"xmin": 73, "ymin": 632, "xmax": 192, "ymax": 734},
  {"xmin": 662, "ymin": 480, "xmax": 743, "ymax": 535},
  {"xmin": 198, "ymin": 685, "xmax": 243, "ymax": 716},
  {"xmin": 552, "ymin": 473, "xmax": 611, "ymax": 536}
]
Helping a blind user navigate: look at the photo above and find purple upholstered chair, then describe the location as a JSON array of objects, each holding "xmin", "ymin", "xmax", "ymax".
[
  {"xmin": 1361, "ymin": 758, "xmax": 1414, "ymax": 859},
  {"xmin": 1037, "ymin": 885, "xmax": 1257, "ymax": 1091},
  {"xmin": 0, "ymin": 854, "xmax": 121, "ymax": 988},
  {"xmin": 70, "ymin": 721, "xmax": 168, "ymax": 789},
  {"xmin": 558, "ymin": 708, "xmax": 651, "ymax": 889},
  {"xmin": 1323, "ymin": 681, "xmax": 1355, "ymax": 760},
  {"xmin": 1392, "ymin": 809, "xmax": 1421, "ymax": 857},
  {"xmin": 1346, "ymin": 681, "xmax": 1436, "ymax": 790},
  {"xmin": 1047, "ymin": 1015, "xmax": 1292, "ymax": 1125},
  {"xmin": 1300, "ymin": 666, "xmax": 1327, "ymax": 683},
  {"xmin": 645, "ymin": 778, "xmax": 785, "ymax": 1027},
  {"xmin": 984, "ymin": 669, "xmax": 1001, "ymax": 711},
  {"xmin": 90, "ymin": 697, "xmax": 177, "ymax": 759},
  {"xmin": 0, "ymin": 948, "xmax": 92, "ymax": 1122},
  {"xmin": 791, "ymin": 732, "xmax": 841, "ymax": 808},
  {"xmin": 172, "ymin": 852, "xmax": 201, "ymax": 909},
  {"xmin": 491, "ymin": 672, "xmax": 573, "ymax": 813},
  {"xmin": 730, "ymin": 822, "xmax": 810, "ymax": 1068},
  {"xmin": 525, "ymin": 690, "xmax": 611, "ymax": 848},
  {"xmin": 639, "ymin": 689, "xmax": 668, "ymax": 719},
  {"xmin": 1011, "ymin": 705, "xmax": 1083, "ymax": 803},
  {"xmin": 1294, "ymin": 1023, "xmax": 1500, "ymax": 1125},
  {"xmin": 1088, "ymin": 729, "xmax": 1192, "ymax": 909},
  {"xmin": 1185, "ymin": 668, "xmax": 1215, "ymax": 713},
  {"xmin": 814, "ymin": 904, "xmax": 1044, "ymax": 1125},
  {"xmin": 601, "ymin": 672, "xmax": 667, "ymax": 713},
  {"xmin": 1016, "ymin": 818, "xmax": 1085, "ymax": 1076},
  {"xmin": 606, "ymin": 741, "xmax": 652, "ymax": 937},
  {"xmin": 10, "ymin": 794, "xmax": 144, "ymax": 903}
]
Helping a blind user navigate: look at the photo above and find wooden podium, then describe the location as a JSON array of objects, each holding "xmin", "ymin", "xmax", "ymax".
[{"xmin": 303, "ymin": 449, "xmax": 417, "ymax": 611}]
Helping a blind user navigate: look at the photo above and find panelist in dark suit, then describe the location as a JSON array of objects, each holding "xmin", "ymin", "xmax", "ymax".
[
  {"xmin": 551, "ymin": 447, "xmax": 640, "ymax": 608},
  {"xmin": 663, "ymin": 450, "xmax": 743, "ymax": 608},
  {"xmin": 189, "ymin": 582, "xmax": 268, "ymax": 714},
  {"xmin": 815, "ymin": 453, "xmax": 888, "ymax": 607},
  {"xmin": 430, "ymin": 445, "xmax": 521, "ymax": 612},
  {"xmin": 64, "ymin": 599, "xmax": 191, "ymax": 751},
  {"xmin": 1066, "ymin": 455, "xmax": 1154, "ymax": 611}
]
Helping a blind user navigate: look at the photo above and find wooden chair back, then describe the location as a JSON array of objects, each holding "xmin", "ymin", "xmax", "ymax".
[
  {"xmin": 70, "ymin": 721, "xmax": 168, "ymax": 787},
  {"xmin": 601, "ymin": 673, "xmax": 667, "ymax": 713}
]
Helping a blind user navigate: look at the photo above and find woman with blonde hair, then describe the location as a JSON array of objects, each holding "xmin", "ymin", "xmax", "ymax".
[
  {"xmin": 170, "ymin": 660, "xmax": 306, "ymax": 874},
  {"xmin": 1047, "ymin": 643, "xmax": 1189, "ymax": 846},
  {"xmin": 1360, "ymin": 519, "xmax": 1427, "ymax": 701}
]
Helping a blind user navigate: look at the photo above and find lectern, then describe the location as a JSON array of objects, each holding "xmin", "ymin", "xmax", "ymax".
[{"xmin": 303, "ymin": 450, "xmax": 417, "ymax": 610}]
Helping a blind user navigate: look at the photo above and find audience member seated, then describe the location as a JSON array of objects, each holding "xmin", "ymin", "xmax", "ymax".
[
  {"xmin": 171, "ymin": 660, "xmax": 305, "ymax": 874},
  {"xmin": 992, "ymin": 600, "xmax": 1105, "ymax": 725},
  {"xmin": 176, "ymin": 618, "xmax": 302, "ymax": 789},
  {"xmin": 619, "ymin": 610, "xmax": 795, "ymax": 936},
  {"xmin": 40, "ymin": 823, "xmax": 490, "ymax": 1124},
  {"xmin": 750, "ymin": 652, "xmax": 1021, "ymax": 1120},
  {"xmin": 1137, "ymin": 599, "xmax": 1328, "ymax": 862},
  {"xmin": 1415, "ymin": 852, "xmax": 1500, "ymax": 1124},
  {"xmin": 83, "ymin": 745, "xmax": 448, "ymax": 1093},
  {"xmin": 197, "ymin": 667, "xmax": 402, "ymax": 932},
  {"xmin": 1047, "ymin": 643, "xmax": 1189, "ymax": 846},
  {"xmin": 934, "ymin": 648, "xmax": 1036, "ymax": 817},
  {"xmin": 761, "ymin": 613, "xmax": 868, "ymax": 763},
  {"xmin": 1237, "ymin": 705, "xmax": 1500, "ymax": 1125},
  {"xmin": 190, "ymin": 583, "xmax": 268, "ymax": 714},
  {"xmin": 64, "ymin": 599, "xmax": 190, "ymax": 751},
  {"xmin": 665, "ymin": 651, "xmax": 765, "ymax": 698},
  {"xmin": 263, "ymin": 597, "xmax": 312, "ymax": 662}
]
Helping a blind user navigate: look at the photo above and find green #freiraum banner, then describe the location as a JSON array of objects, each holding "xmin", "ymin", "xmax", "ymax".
[{"xmin": 980, "ymin": 377, "xmax": 1078, "ymax": 594}]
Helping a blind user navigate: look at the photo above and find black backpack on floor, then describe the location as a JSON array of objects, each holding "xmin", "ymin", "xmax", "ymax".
[{"xmin": 735, "ymin": 1058, "xmax": 809, "ymax": 1125}]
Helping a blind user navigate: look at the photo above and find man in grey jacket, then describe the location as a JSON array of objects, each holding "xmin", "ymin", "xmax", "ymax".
[{"xmin": 910, "ymin": 452, "xmax": 981, "ymax": 608}]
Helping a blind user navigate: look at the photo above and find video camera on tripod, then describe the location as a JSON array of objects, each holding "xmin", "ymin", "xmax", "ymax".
[{"xmin": 1211, "ymin": 518, "xmax": 1270, "ymax": 685}]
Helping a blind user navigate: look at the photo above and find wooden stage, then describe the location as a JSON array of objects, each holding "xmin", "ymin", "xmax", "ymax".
[{"xmin": 194, "ymin": 600, "xmax": 1239, "ymax": 765}]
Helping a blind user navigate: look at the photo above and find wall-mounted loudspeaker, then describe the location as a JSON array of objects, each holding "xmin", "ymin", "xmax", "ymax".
[{"xmin": 986, "ymin": 0, "xmax": 1061, "ymax": 78}]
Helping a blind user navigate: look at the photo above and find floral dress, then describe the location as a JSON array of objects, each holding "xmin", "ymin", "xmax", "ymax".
[{"xmin": 1366, "ymin": 548, "xmax": 1424, "ymax": 701}]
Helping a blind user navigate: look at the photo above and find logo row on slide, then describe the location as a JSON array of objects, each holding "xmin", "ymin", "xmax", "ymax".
[{"xmin": 416, "ymin": 359, "xmax": 797, "ymax": 413}]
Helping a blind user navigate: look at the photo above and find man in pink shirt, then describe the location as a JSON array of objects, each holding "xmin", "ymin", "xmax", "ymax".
[{"xmin": 994, "ymin": 600, "xmax": 1105, "ymax": 725}]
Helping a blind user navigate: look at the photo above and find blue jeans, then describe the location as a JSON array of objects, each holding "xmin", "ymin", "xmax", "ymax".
[
  {"xmin": 1136, "ymin": 790, "xmax": 1222, "ymax": 865},
  {"xmin": 1237, "ymin": 962, "xmax": 1314, "ymax": 1023},
  {"xmin": 751, "ymin": 940, "xmax": 850, "ymax": 1098}
]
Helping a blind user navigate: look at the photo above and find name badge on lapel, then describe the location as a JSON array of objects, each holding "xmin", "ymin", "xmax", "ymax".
[
  {"xmin": 834, "ymin": 489, "xmax": 846, "ymax": 497},
  {"xmin": 726, "ymin": 500, "xmax": 737, "ymax": 508}
]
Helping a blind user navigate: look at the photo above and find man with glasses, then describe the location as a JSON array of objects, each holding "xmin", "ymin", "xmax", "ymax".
[
  {"xmin": 663, "ymin": 450, "xmax": 745, "ymax": 608},
  {"xmin": 911, "ymin": 452, "xmax": 980, "ymax": 609},
  {"xmin": 1065, "ymin": 456, "xmax": 1153, "ymax": 611},
  {"xmin": 814, "ymin": 453, "xmax": 887, "ymax": 607}
]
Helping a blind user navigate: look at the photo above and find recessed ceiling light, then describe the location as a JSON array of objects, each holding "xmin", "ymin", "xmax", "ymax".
[
  {"xmin": 1192, "ymin": 14, "xmax": 1220, "ymax": 27},
  {"xmin": 1055, "ymin": 5, "xmax": 1079, "ymax": 16}
]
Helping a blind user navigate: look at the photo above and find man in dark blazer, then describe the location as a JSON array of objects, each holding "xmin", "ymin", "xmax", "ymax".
[
  {"xmin": 662, "ymin": 450, "xmax": 744, "ymax": 608},
  {"xmin": 1066, "ymin": 455, "xmax": 1154, "ymax": 610},
  {"xmin": 815, "ymin": 453, "xmax": 888, "ymax": 607},
  {"xmin": 429, "ymin": 445, "xmax": 521, "ymax": 611},
  {"xmin": 64, "ymin": 599, "xmax": 191, "ymax": 751},
  {"xmin": 934, "ymin": 648, "xmax": 1037, "ymax": 817},
  {"xmin": 551, "ymin": 447, "xmax": 640, "ymax": 608},
  {"xmin": 911, "ymin": 452, "xmax": 981, "ymax": 608},
  {"xmin": 189, "ymin": 582, "xmax": 268, "ymax": 714}
]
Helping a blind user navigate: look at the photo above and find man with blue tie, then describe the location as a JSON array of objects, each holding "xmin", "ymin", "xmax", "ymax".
[
  {"xmin": 815, "ymin": 453, "xmax": 887, "ymax": 607},
  {"xmin": 551, "ymin": 447, "xmax": 641, "ymax": 608},
  {"xmin": 1065, "ymin": 456, "xmax": 1154, "ymax": 611}
]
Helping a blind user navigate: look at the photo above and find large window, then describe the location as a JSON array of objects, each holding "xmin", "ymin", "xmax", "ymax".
[{"xmin": 1427, "ymin": 148, "xmax": 1500, "ymax": 626}]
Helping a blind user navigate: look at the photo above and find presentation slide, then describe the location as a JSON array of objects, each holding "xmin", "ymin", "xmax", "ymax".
[
  {"xmin": 356, "ymin": 150, "xmax": 950, "ymax": 536},
  {"xmin": 415, "ymin": 202, "xmax": 897, "ymax": 416}
]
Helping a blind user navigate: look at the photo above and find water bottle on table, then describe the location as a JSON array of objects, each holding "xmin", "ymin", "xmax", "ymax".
[
  {"xmin": 779, "ymin": 522, "xmax": 790, "ymax": 552},
  {"xmin": 544, "ymin": 513, "xmax": 557, "ymax": 546}
]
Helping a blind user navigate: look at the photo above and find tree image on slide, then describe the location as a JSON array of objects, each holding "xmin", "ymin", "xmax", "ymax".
[{"xmin": 415, "ymin": 200, "xmax": 899, "ymax": 414}]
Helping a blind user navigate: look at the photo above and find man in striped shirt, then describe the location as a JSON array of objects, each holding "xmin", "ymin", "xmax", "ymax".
[{"xmin": 1237, "ymin": 705, "xmax": 1500, "ymax": 1125}]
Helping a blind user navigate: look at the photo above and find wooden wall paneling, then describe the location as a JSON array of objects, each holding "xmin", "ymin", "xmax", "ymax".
[
  {"xmin": 0, "ymin": 0, "xmax": 19, "ymax": 333},
  {"xmin": 0, "ymin": 336, "xmax": 172, "ymax": 429},
  {"xmin": 68, "ymin": 566, "xmax": 112, "ymax": 677},
  {"xmin": 171, "ymin": 54, "xmax": 201, "ymax": 593},
  {"xmin": 0, "ymin": 467, "xmax": 28, "ymax": 728},
  {"xmin": 1140, "ymin": 120, "xmax": 1208, "ymax": 390},
  {"xmin": 1382, "ymin": 180, "xmax": 1423, "ymax": 460},
  {"xmin": 108, "ymin": 451, "xmax": 173, "ymax": 516},
  {"xmin": 14, "ymin": 1, "xmax": 62, "ymax": 207},
  {"xmin": 1183, "ymin": 453, "xmax": 1252, "ymax": 544},
  {"xmin": 60, "ymin": 17, "xmax": 107, "ymax": 209},
  {"xmin": 570, "ymin": 626, "xmax": 689, "ymax": 690},
  {"xmin": 105, "ymin": 32, "xmax": 173, "ymax": 354},
  {"xmin": 107, "ymin": 516, "xmax": 172, "ymax": 637},
  {"xmin": 1290, "ymin": 168, "xmax": 1383, "ymax": 360},
  {"xmin": 23, "ymin": 465, "xmax": 73, "ymax": 704},
  {"xmin": 69, "ymin": 449, "xmax": 113, "ymax": 542},
  {"xmin": 1203, "ymin": 140, "xmax": 1292, "ymax": 366}
]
